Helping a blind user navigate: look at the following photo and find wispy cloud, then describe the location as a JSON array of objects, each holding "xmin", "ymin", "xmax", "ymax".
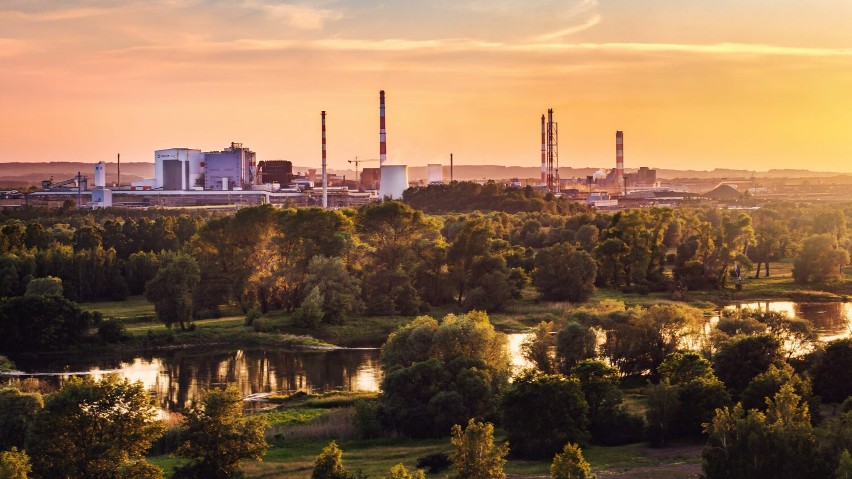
[
  {"xmin": 533, "ymin": 14, "xmax": 602, "ymax": 41},
  {"xmin": 0, "ymin": 6, "xmax": 108, "ymax": 21},
  {"xmin": 241, "ymin": 1, "xmax": 342, "ymax": 30},
  {"xmin": 531, "ymin": 42, "xmax": 852, "ymax": 57}
]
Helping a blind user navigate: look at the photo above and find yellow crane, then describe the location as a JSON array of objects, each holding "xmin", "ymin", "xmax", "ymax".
[{"xmin": 348, "ymin": 157, "xmax": 379, "ymax": 185}]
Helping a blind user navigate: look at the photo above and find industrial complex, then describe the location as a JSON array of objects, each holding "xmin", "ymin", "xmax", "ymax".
[{"xmin": 20, "ymin": 90, "xmax": 676, "ymax": 210}]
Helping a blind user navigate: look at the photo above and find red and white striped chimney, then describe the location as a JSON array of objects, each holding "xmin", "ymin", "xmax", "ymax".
[
  {"xmin": 379, "ymin": 90, "xmax": 387, "ymax": 166},
  {"xmin": 616, "ymin": 130, "xmax": 624, "ymax": 182},
  {"xmin": 322, "ymin": 111, "xmax": 327, "ymax": 209},
  {"xmin": 540, "ymin": 114, "xmax": 546, "ymax": 185}
]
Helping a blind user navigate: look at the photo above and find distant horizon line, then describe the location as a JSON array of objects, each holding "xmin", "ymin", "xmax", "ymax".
[{"xmin": 0, "ymin": 160, "xmax": 848, "ymax": 176}]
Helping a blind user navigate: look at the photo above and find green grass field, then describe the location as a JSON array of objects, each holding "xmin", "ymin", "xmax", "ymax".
[{"xmin": 148, "ymin": 435, "xmax": 702, "ymax": 479}]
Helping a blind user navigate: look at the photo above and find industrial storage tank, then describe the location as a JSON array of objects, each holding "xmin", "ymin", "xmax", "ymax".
[
  {"xmin": 427, "ymin": 164, "xmax": 443, "ymax": 184},
  {"xmin": 94, "ymin": 162, "xmax": 106, "ymax": 188},
  {"xmin": 379, "ymin": 165, "xmax": 409, "ymax": 199}
]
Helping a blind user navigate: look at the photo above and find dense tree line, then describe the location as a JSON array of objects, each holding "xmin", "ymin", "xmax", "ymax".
[{"xmin": 0, "ymin": 198, "xmax": 849, "ymax": 327}]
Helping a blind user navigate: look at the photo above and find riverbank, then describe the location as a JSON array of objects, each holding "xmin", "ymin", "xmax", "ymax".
[{"xmin": 67, "ymin": 260, "xmax": 850, "ymax": 357}]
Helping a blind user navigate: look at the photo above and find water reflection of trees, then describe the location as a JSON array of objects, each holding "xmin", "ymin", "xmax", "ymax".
[{"xmin": 151, "ymin": 348, "xmax": 382, "ymax": 412}]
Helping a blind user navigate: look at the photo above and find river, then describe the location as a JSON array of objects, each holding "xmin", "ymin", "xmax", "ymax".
[{"xmin": 3, "ymin": 301, "xmax": 848, "ymax": 412}]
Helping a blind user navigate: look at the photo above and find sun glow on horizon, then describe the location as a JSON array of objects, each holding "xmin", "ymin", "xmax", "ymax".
[{"xmin": 1, "ymin": 1, "xmax": 851, "ymax": 172}]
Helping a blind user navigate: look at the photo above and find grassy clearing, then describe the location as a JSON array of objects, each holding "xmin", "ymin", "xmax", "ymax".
[
  {"xmin": 149, "ymin": 436, "xmax": 702, "ymax": 479},
  {"xmin": 264, "ymin": 408, "xmax": 330, "ymax": 428},
  {"xmin": 79, "ymin": 296, "xmax": 156, "ymax": 320}
]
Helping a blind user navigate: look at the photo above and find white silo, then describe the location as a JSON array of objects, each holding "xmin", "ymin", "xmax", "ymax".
[
  {"xmin": 379, "ymin": 165, "xmax": 409, "ymax": 199},
  {"xmin": 427, "ymin": 164, "xmax": 443, "ymax": 184},
  {"xmin": 94, "ymin": 161, "xmax": 106, "ymax": 188}
]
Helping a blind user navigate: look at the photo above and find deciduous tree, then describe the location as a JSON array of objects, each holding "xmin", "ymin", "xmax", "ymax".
[
  {"xmin": 174, "ymin": 385, "xmax": 267, "ymax": 479},
  {"xmin": 449, "ymin": 419, "xmax": 508, "ymax": 479},
  {"xmin": 27, "ymin": 375, "xmax": 165, "ymax": 479},
  {"xmin": 550, "ymin": 443, "xmax": 591, "ymax": 479}
]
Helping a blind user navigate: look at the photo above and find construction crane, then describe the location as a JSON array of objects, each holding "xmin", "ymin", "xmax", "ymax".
[{"xmin": 348, "ymin": 156, "xmax": 379, "ymax": 185}]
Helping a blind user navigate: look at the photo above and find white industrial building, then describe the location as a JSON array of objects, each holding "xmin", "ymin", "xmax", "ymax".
[{"xmin": 154, "ymin": 148, "xmax": 205, "ymax": 190}]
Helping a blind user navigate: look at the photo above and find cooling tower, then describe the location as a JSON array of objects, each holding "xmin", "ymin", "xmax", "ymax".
[
  {"xmin": 379, "ymin": 165, "xmax": 408, "ymax": 199},
  {"xmin": 427, "ymin": 164, "xmax": 443, "ymax": 184}
]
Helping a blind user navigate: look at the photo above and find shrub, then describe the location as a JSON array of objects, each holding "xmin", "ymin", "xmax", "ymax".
[
  {"xmin": 97, "ymin": 319, "xmax": 129, "ymax": 343},
  {"xmin": 244, "ymin": 308, "xmax": 261, "ymax": 327}
]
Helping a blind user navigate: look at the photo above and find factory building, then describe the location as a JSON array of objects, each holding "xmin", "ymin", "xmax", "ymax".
[
  {"xmin": 204, "ymin": 142, "xmax": 256, "ymax": 190},
  {"xmin": 257, "ymin": 160, "xmax": 293, "ymax": 185},
  {"xmin": 154, "ymin": 148, "xmax": 205, "ymax": 190},
  {"xmin": 361, "ymin": 167, "xmax": 381, "ymax": 190}
]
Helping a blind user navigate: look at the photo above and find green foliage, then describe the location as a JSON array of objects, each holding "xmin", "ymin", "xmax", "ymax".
[
  {"xmin": 0, "ymin": 388, "xmax": 43, "ymax": 450},
  {"xmin": 26, "ymin": 375, "xmax": 165, "ymax": 479},
  {"xmin": 658, "ymin": 351, "xmax": 715, "ymax": 385},
  {"xmin": 811, "ymin": 338, "xmax": 852, "ymax": 403},
  {"xmin": 0, "ymin": 355, "xmax": 13, "ymax": 372},
  {"xmin": 651, "ymin": 352, "xmax": 730, "ymax": 444},
  {"xmin": 358, "ymin": 201, "xmax": 440, "ymax": 316},
  {"xmin": 145, "ymin": 254, "xmax": 200, "ymax": 330},
  {"xmin": 570, "ymin": 360, "xmax": 643, "ymax": 446},
  {"xmin": 599, "ymin": 304, "xmax": 704, "ymax": 378},
  {"xmin": 702, "ymin": 385, "xmax": 827, "ymax": 479},
  {"xmin": 556, "ymin": 321, "xmax": 597, "ymax": 374},
  {"xmin": 0, "ymin": 295, "xmax": 94, "ymax": 352},
  {"xmin": 448, "ymin": 217, "xmax": 516, "ymax": 312},
  {"xmin": 174, "ymin": 385, "xmax": 268, "ymax": 479},
  {"xmin": 294, "ymin": 286, "xmax": 325, "ymax": 328},
  {"xmin": 379, "ymin": 312, "xmax": 511, "ymax": 437},
  {"xmin": 243, "ymin": 308, "xmax": 261, "ymax": 327},
  {"xmin": 0, "ymin": 448, "xmax": 31, "ymax": 479},
  {"xmin": 403, "ymin": 181, "xmax": 578, "ymax": 214},
  {"xmin": 304, "ymin": 256, "xmax": 364, "ymax": 323},
  {"xmin": 500, "ymin": 373, "xmax": 589, "ymax": 458},
  {"xmin": 126, "ymin": 251, "xmax": 161, "ymax": 295},
  {"xmin": 550, "ymin": 443, "xmax": 592, "ymax": 479},
  {"xmin": 645, "ymin": 381, "xmax": 680, "ymax": 446},
  {"xmin": 533, "ymin": 243, "xmax": 597, "ymax": 302},
  {"xmin": 380, "ymin": 463, "xmax": 426, "ymax": 479},
  {"xmin": 793, "ymin": 233, "xmax": 849, "ymax": 283},
  {"xmin": 521, "ymin": 321, "xmax": 556, "ymax": 374},
  {"xmin": 23, "ymin": 275, "xmax": 63, "ymax": 297},
  {"xmin": 836, "ymin": 450, "xmax": 852, "ymax": 479},
  {"xmin": 741, "ymin": 363, "xmax": 817, "ymax": 417},
  {"xmin": 713, "ymin": 334, "xmax": 785, "ymax": 397},
  {"xmin": 353, "ymin": 399, "xmax": 383, "ymax": 439},
  {"xmin": 97, "ymin": 318, "xmax": 129, "ymax": 342},
  {"xmin": 449, "ymin": 419, "xmax": 508, "ymax": 479},
  {"xmin": 311, "ymin": 441, "xmax": 348, "ymax": 479}
]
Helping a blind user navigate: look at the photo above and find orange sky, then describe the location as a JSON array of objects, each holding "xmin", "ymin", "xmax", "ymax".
[{"xmin": 1, "ymin": 0, "xmax": 851, "ymax": 172}]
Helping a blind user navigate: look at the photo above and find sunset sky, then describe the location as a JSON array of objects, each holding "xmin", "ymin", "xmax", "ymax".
[{"xmin": 1, "ymin": 0, "xmax": 851, "ymax": 172}]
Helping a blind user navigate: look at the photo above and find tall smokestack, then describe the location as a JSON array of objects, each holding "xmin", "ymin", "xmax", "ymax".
[
  {"xmin": 616, "ymin": 130, "xmax": 624, "ymax": 188},
  {"xmin": 322, "ymin": 111, "xmax": 327, "ymax": 209},
  {"xmin": 540, "ymin": 115, "xmax": 546, "ymax": 186},
  {"xmin": 379, "ymin": 90, "xmax": 387, "ymax": 166}
]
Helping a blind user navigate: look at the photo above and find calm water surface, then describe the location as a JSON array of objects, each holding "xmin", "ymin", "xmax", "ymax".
[
  {"xmin": 5, "ymin": 302, "xmax": 847, "ymax": 412},
  {"xmin": 4, "ymin": 334, "xmax": 533, "ymax": 413}
]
